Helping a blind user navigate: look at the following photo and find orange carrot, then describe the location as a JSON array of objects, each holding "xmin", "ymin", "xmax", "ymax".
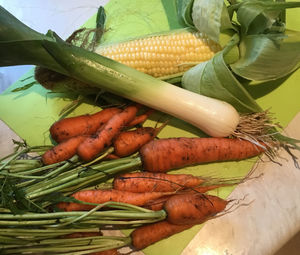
[
  {"xmin": 143, "ymin": 196, "xmax": 173, "ymax": 211},
  {"xmin": 57, "ymin": 189, "xmax": 173, "ymax": 212},
  {"xmin": 103, "ymin": 153, "xmax": 120, "ymax": 160},
  {"xmin": 113, "ymin": 122, "xmax": 166, "ymax": 157},
  {"xmin": 140, "ymin": 137, "xmax": 266, "ymax": 172},
  {"xmin": 130, "ymin": 220, "xmax": 193, "ymax": 250},
  {"xmin": 50, "ymin": 107, "xmax": 122, "ymax": 143},
  {"xmin": 164, "ymin": 193, "xmax": 228, "ymax": 225},
  {"xmin": 77, "ymin": 105, "xmax": 140, "ymax": 162},
  {"xmin": 113, "ymin": 172, "xmax": 205, "ymax": 193},
  {"xmin": 142, "ymin": 185, "xmax": 220, "ymax": 211},
  {"xmin": 142, "ymin": 183, "xmax": 232, "ymax": 211},
  {"xmin": 42, "ymin": 135, "xmax": 86, "ymax": 165},
  {"xmin": 127, "ymin": 109, "xmax": 154, "ymax": 127}
]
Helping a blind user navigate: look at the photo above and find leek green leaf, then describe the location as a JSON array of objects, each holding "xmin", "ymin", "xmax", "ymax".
[
  {"xmin": 0, "ymin": 6, "xmax": 48, "ymax": 41},
  {"xmin": 192, "ymin": 0, "xmax": 234, "ymax": 42},
  {"xmin": 182, "ymin": 34, "xmax": 262, "ymax": 113},
  {"xmin": 231, "ymin": 30, "xmax": 300, "ymax": 81},
  {"xmin": 0, "ymin": 7, "xmax": 68, "ymax": 75},
  {"xmin": 0, "ymin": 40, "xmax": 67, "ymax": 75},
  {"xmin": 176, "ymin": 0, "xmax": 195, "ymax": 27},
  {"xmin": 236, "ymin": 0, "xmax": 300, "ymax": 34}
]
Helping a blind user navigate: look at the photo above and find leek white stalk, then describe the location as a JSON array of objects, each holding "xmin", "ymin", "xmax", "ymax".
[{"xmin": 42, "ymin": 36, "xmax": 240, "ymax": 137}]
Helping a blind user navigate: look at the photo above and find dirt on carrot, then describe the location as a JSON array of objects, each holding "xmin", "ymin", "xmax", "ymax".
[
  {"xmin": 50, "ymin": 107, "xmax": 122, "ymax": 143},
  {"xmin": 77, "ymin": 105, "xmax": 140, "ymax": 162},
  {"xmin": 139, "ymin": 137, "xmax": 266, "ymax": 172}
]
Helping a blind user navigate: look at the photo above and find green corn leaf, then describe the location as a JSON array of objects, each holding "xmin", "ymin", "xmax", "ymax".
[
  {"xmin": 231, "ymin": 30, "xmax": 300, "ymax": 81},
  {"xmin": 236, "ymin": 0, "xmax": 300, "ymax": 34},
  {"xmin": 191, "ymin": 0, "xmax": 234, "ymax": 42},
  {"xmin": 176, "ymin": 0, "xmax": 195, "ymax": 27},
  {"xmin": 182, "ymin": 34, "xmax": 262, "ymax": 113}
]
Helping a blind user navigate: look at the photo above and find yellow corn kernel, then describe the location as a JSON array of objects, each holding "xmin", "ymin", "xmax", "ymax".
[{"xmin": 95, "ymin": 29, "xmax": 221, "ymax": 78}]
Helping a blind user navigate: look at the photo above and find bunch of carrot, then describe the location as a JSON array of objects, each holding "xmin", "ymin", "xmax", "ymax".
[
  {"xmin": 42, "ymin": 104, "xmax": 158, "ymax": 165},
  {"xmin": 56, "ymin": 171, "xmax": 245, "ymax": 251},
  {"xmin": 37, "ymin": 105, "xmax": 268, "ymax": 253}
]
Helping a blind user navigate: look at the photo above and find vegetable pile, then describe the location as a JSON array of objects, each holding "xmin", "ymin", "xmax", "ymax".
[{"xmin": 1, "ymin": 0, "xmax": 300, "ymax": 254}]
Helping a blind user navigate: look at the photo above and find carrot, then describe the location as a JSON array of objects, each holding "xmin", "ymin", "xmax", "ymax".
[
  {"xmin": 50, "ymin": 107, "xmax": 122, "ymax": 143},
  {"xmin": 103, "ymin": 153, "xmax": 120, "ymax": 160},
  {"xmin": 42, "ymin": 135, "xmax": 86, "ymax": 165},
  {"xmin": 143, "ymin": 196, "xmax": 173, "ymax": 211},
  {"xmin": 164, "ymin": 193, "xmax": 228, "ymax": 225},
  {"xmin": 142, "ymin": 185, "xmax": 220, "ymax": 211},
  {"xmin": 127, "ymin": 109, "xmax": 154, "ymax": 127},
  {"xmin": 57, "ymin": 189, "xmax": 173, "ymax": 211},
  {"xmin": 113, "ymin": 122, "xmax": 166, "ymax": 157},
  {"xmin": 113, "ymin": 172, "xmax": 205, "ymax": 193},
  {"xmin": 140, "ymin": 137, "xmax": 266, "ymax": 172},
  {"xmin": 77, "ymin": 105, "xmax": 140, "ymax": 162},
  {"xmin": 142, "ymin": 183, "xmax": 234, "ymax": 211},
  {"xmin": 130, "ymin": 220, "xmax": 193, "ymax": 250}
]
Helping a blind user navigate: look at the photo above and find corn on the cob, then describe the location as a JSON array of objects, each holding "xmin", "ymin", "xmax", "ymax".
[{"xmin": 96, "ymin": 29, "xmax": 221, "ymax": 78}]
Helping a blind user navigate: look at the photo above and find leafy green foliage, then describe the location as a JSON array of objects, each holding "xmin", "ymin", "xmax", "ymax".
[
  {"xmin": 235, "ymin": 0, "xmax": 300, "ymax": 35},
  {"xmin": 191, "ymin": 0, "xmax": 234, "ymax": 42},
  {"xmin": 231, "ymin": 30, "xmax": 300, "ymax": 80},
  {"xmin": 179, "ymin": 0, "xmax": 300, "ymax": 112},
  {"xmin": 182, "ymin": 34, "xmax": 262, "ymax": 113},
  {"xmin": 176, "ymin": 0, "xmax": 195, "ymax": 27}
]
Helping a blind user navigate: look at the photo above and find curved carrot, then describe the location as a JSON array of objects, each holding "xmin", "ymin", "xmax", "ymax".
[
  {"xmin": 57, "ymin": 189, "xmax": 173, "ymax": 211},
  {"xmin": 113, "ymin": 122, "xmax": 166, "ymax": 157},
  {"xmin": 113, "ymin": 172, "xmax": 205, "ymax": 193},
  {"xmin": 42, "ymin": 135, "xmax": 86, "ymax": 165},
  {"xmin": 127, "ymin": 109, "xmax": 154, "ymax": 127},
  {"xmin": 140, "ymin": 137, "xmax": 266, "ymax": 172},
  {"xmin": 164, "ymin": 193, "xmax": 228, "ymax": 225},
  {"xmin": 50, "ymin": 107, "xmax": 122, "ymax": 143},
  {"xmin": 143, "ymin": 183, "xmax": 233, "ymax": 211},
  {"xmin": 77, "ymin": 105, "xmax": 139, "ymax": 162},
  {"xmin": 131, "ymin": 220, "xmax": 193, "ymax": 250}
]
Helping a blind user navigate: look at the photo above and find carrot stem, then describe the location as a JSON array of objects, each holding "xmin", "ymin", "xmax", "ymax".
[{"xmin": 25, "ymin": 157, "xmax": 142, "ymax": 200}]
